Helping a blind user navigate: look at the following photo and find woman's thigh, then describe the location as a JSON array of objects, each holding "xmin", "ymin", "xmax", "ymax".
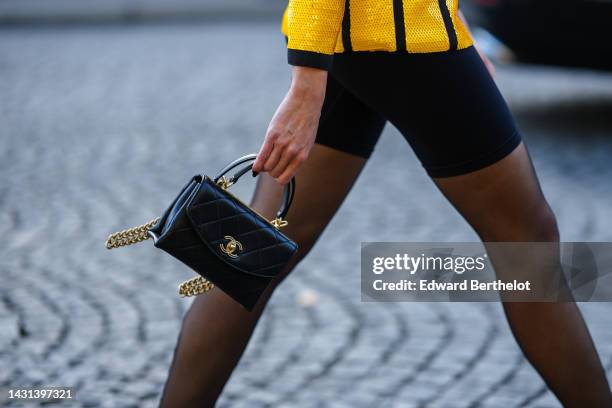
[{"xmin": 432, "ymin": 142, "xmax": 555, "ymax": 242}]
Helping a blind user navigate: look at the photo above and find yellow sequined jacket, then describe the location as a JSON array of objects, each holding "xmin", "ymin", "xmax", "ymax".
[{"xmin": 281, "ymin": 0, "xmax": 473, "ymax": 70}]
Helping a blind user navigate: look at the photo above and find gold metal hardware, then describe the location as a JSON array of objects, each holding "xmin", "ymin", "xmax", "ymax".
[
  {"xmin": 178, "ymin": 276, "xmax": 215, "ymax": 297},
  {"xmin": 220, "ymin": 235, "xmax": 243, "ymax": 258},
  {"xmin": 270, "ymin": 217, "xmax": 288, "ymax": 229},
  {"xmin": 215, "ymin": 176, "xmax": 289, "ymax": 230},
  {"xmin": 216, "ymin": 176, "xmax": 234, "ymax": 190},
  {"xmin": 105, "ymin": 217, "xmax": 160, "ymax": 249}
]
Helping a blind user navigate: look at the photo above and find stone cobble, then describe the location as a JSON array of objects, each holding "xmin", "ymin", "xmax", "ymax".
[{"xmin": 1, "ymin": 22, "xmax": 612, "ymax": 407}]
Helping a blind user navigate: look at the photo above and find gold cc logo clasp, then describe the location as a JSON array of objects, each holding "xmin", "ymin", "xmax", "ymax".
[{"xmin": 220, "ymin": 235, "xmax": 243, "ymax": 258}]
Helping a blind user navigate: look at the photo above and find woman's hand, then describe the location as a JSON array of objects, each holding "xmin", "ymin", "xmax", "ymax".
[{"xmin": 252, "ymin": 66, "xmax": 327, "ymax": 185}]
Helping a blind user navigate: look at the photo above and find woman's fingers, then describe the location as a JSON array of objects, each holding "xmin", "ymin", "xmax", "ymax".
[
  {"xmin": 263, "ymin": 143, "xmax": 283, "ymax": 172},
  {"xmin": 255, "ymin": 125, "xmax": 314, "ymax": 183},
  {"xmin": 277, "ymin": 153, "xmax": 305, "ymax": 185},
  {"xmin": 269, "ymin": 143, "xmax": 299, "ymax": 178},
  {"xmin": 252, "ymin": 137, "xmax": 274, "ymax": 173}
]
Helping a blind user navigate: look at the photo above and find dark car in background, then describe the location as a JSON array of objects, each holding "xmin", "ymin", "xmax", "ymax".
[{"xmin": 462, "ymin": 0, "xmax": 612, "ymax": 70}]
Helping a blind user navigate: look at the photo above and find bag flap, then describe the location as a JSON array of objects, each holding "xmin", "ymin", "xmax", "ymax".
[
  {"xmin": 148, "ymin": 175, "xmax": 201, "ymax": 241},
  {"xmin": 185, "ymin": 176, "xmax": 297, "ymax": 279}
]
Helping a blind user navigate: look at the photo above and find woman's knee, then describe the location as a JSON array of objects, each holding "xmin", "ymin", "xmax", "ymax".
[
  {"xmin": 532, "ymin": 203, "xmax": 560, "ymax": 242},
  {"xmin": 480, "ymin": 201, "xmax": 560, "ymax": 242}
]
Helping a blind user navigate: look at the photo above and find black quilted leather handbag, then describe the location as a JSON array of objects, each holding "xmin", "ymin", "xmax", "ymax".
[{"xmin": 105, "ymin": 154, "xmax": 298, "ymax": 311}]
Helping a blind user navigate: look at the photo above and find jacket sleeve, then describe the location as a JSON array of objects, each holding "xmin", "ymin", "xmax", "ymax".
[{"xmin": 285, "ymin": 0, "xmax": 345, "ymax": 71}]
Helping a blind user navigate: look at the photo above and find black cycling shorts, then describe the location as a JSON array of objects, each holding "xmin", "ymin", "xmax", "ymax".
[{"xmin": 315, "ymin": 46, "xmax": 522, "ymax": 177}]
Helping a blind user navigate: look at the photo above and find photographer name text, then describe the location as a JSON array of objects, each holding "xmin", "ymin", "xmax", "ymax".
[{"xmin": 372, "ymin": 279, "xmax": 531, "ymax": 292}]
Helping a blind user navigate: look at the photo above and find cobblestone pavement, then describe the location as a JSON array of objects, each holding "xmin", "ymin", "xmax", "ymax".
[
  {"xmin": 1, "ymin": 22, "xmax": 612, "ymax": 408},
  {"xmin": 0, "ymin": 0, "xmax": 282, "ymax": 24}
]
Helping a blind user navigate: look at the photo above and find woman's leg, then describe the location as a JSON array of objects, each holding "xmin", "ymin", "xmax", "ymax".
[
  {"xmin": 433, "ymin": 142, "xmax": 612, "ymax": 407},
  {"xmin": 327, "ymin": 48, "xmax": 611, "ymax": 405},
  {"xmin": 159, "ymin": 144, "xmax": 368, "ymax": 407}
]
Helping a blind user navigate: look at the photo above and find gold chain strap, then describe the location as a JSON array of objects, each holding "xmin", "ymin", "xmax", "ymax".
[
  {"xmin": 105, "ymin": 217, "xmax": 160, "ymax": 249},
  {"xmin": 178, "ymin": 276, "xmax": 215, "ymax": 297},
  {"xmin": 106, "ymin": 216, "xmax": 215, "ymax": 297}
]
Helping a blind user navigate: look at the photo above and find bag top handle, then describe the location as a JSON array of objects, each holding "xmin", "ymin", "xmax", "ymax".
[
  {"xmin": 213, "ymin": 153, "xmax": 258, "ymax": 182},
  {"xmin": 213, "ymin": 154, "xmax": 296, "ymax": 221}
]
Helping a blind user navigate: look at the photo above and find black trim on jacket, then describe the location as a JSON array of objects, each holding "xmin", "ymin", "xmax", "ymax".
[
  {"xmin": 438, "ymin": 0, "xmax": 458, "ymax": 50},
  {"xmin": 393, "ymin": 0, "xmax": 407, "ymax": 51},
  {"xmin": 342, "ymin": 0, "xmax": 353, "ymax": 52},
  {"xmin": 288, "ymin": 49, "xmax": 334, "ymax": 71}
]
